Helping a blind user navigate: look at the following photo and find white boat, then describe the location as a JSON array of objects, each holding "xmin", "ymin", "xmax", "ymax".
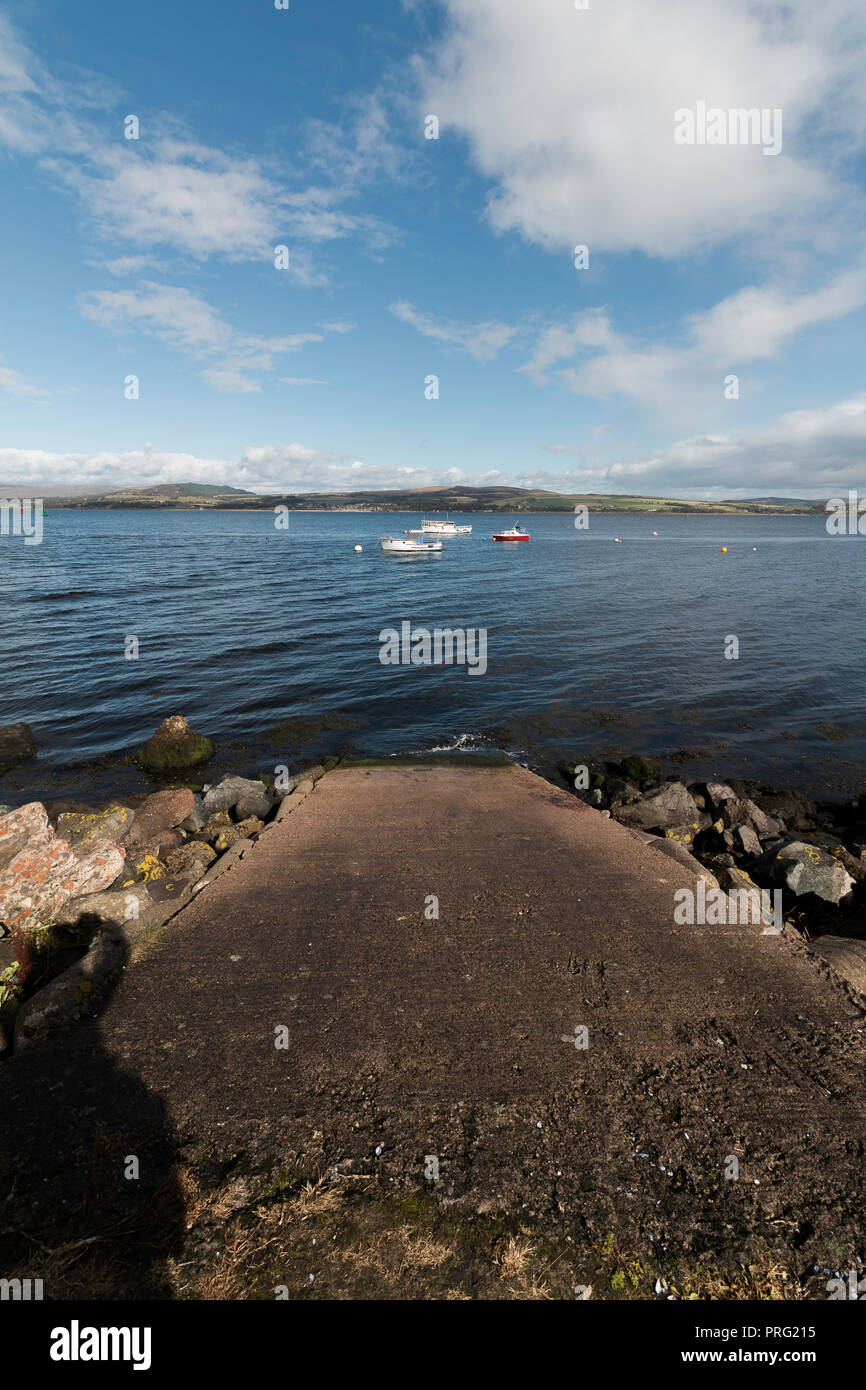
[
  {"xmin": 417, "ymin": 517, "xmax": 472, "ymax": 535},
  {"xmin": 379, "ymin": 535, "xmax": 443, "ymax": 554}
]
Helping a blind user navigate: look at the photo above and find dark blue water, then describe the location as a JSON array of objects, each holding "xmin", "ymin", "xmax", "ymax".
[{"xmin": 2, "ymin": 508, "xmax": 865, "ymax": 803}]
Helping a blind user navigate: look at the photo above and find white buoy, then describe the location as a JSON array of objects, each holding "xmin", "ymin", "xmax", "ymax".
[{"xmin": 354, "ymin": 544, "xmax": 363, "ymax": 553}]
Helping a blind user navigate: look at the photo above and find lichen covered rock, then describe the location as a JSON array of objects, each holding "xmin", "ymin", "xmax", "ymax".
[{"xmin": 135, "ymin": 715, "xmax": 214, "ymax": 774}]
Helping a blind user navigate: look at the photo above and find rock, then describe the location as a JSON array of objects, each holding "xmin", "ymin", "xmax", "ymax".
[
  {"xmin": 613, "ymin": 782, "xmax": 699, "ymax": 831},
  {"xmin": 164, "ymin": 841, "xmax": 216, "ymax": 879},
  {"xmin": 202, "ymin": 776, "xmax": 271, "ymax": 818},
  {"xmin": 54, "ymin": 887, "xmax": 150, "ymax": 932},
  {"xmin": 705, "ymin": 781, "xmax": 737, "ymax": 808},
  {"xmin": 126, "ymin": 788, "xmax": 195, "ymax": 843},
  {"xmin": 301, "ymin": 764, "xmax": 327, "ymax": 784},
  {"xmin": 212, "ymin": 824, "xmax": 240, "ymax": 853},
  {"xmin": 809, "ymin": 936, "xmax": 866, "ymax": 994},
  {"xmin": 136, "ymin": 715, "xmax": 214, "ymax": 774},
  {"xmin": 716, "ymin": 865, "xmax": 780, "ymax": 927},
  {"xmin": 648, "ymin": 837, "xmax": 719, "ymax": 888},
  {"xmin": 118, "ymin": 848, "xmax": 166, "ymax": 887},
  {"xmin": 180, "ymin": 794, "xmax": 207, "ymax": 833},
  {"xmin": 661, "ymin": 822, "xmax": 701, "ymax": 847},
  {"xmin": 604, "ymin": 777, "xmax": 642, "ymax": 806},
  {"xmin": 721, "ymin": 798, "xmax": 784, "ymax": 838},
  {"xmin": 0, "ymin": 802, "xmax": 53, "ymax": 873},
  {"xmin": 56, "ymin": 805, "xmax": 135, "ymax": 850},
  {"xmin": 734, "ymin": 824, "xmax": 762, "ymax": 857},
  {"xmin": 201, "ymin": 811, "xmax": 232, "ymax": 842},
  {"xmin": 763, "ymin": 841, "xmax": 856, "ymax": 905},
  {"xmin": 0, "ymin": 837, "xmax": 124, "ymax": 977},
  {"xmin": 15, "ymin": 930, "xmax": 127, "ymax": 1048},
  {"xmin": 235, "ymin": 788, "xmax": 273, "ymax": 820},
  {"xmin": 0, "ymin": 722, "xmax": 36, "ymax": 773},
  {"xmin": 235, "ymin": 816, "xmax": 264, "ymax": 838},
  {"xmin": 620, "ymin": 754, "xmax": 661, "ymax": 789},
  {"xmin": 273, "ymin": 778, "xmax": 297, "ymax": 800}
]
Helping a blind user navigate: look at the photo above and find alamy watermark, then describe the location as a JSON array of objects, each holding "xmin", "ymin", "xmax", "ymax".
[
  {"xmin": 0, "ymin": 497, "xmax": 43, "ymax": 545},
  {"xmin": 674, "ymin": 102, "xmax": 782, "ymax": 156},
  {"xmin": 826, "ymin": 491, "xmax": 866, "ymax": 535},
  {"xmin": 379, "ymin": 621, "xmax": 487, "ymax": 676},
  {"xmin": 674, "ymin": 883, "xmax": 783, "ymax": 934}
]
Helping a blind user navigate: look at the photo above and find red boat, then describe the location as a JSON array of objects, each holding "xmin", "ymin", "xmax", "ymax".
[{"xmin": 492, "ymin": 523, "xmax": 529, "ymax": 542}]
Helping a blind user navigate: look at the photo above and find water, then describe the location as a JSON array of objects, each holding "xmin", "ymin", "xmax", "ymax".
[{"xmin": 1, "ymin": 508, "xmax": 865, "ymax": 804}]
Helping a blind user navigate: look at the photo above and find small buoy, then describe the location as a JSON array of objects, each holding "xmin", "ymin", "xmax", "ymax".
[
  {"xmin": 354, "ymin": 545, "xmax": 362, "ymax": 553},
  {"xmin": 753, "ymin": 546, "xmax": 757, "ymax": 551},
  {"xmin": 652, "ymin": 531, "xmax": 658, "ymax": 536},
  {"xmin": 614, "ymin": 537, "xmax": 622, "ymax": 543},
  {"xmin": 720, "ymin": 546, "xmax": 728, "ymax": 553}
]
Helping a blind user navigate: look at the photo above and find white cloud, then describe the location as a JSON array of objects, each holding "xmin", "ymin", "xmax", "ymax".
[
  {"xmin": 0, "ymin": 17, "xmax": 394, "ymax": 267},
  {"xmin": 0, "ymin": 362, "xmax": 44, "ymax": 398},
  {"xmin": 532, "ymin": 395, "xmax": 866, "ymax": 496},
  {"xmin": 78, "ymin": 282, "xmax": 351, "ymax": 392},
  {"xmin": 390, "ymin": 299, "xmax": 518, "ymax": 362},
  {"xmin": 520, "ymin": 267, "xmax": 866, "ymax": 420},
  {"xmin": 421, "ymin": 0, "xmax": 866, "ymax": 257}
]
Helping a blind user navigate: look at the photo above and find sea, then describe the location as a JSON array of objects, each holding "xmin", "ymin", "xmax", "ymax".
[{"xmin": 1, "ymin": 507, "xmax": 864, "ymax": 806}]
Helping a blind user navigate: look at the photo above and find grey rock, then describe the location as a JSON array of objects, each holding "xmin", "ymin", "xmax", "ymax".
[
  {"xmin": 163, "ymin": 840, "xmax": 217, "ymax": 879},
  {"xmin": 613, "ymin": 781, "xmax": 699, "ymax": 831},
  {"xmin": 764, "ymin": 841, "xmax": 856, "ymax": 905},
  {"xmin": 705, "ymin": 781, "xmax": 737, "ymax": 808},
  {"xmin": 202, "ymin": 775, "xmax": 268, "ymax": 817},
  {"xmin": 734, "ymin": 824, "xmax": 762, "ymax": 857}
]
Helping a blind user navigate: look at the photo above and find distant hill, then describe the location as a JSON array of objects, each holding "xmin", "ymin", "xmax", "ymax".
[
  {"xmin": 44, "ymin": 482, "xmax": 825, "ymax": 514},
  {"xmin": 105, "ymin": 482, "xmax": 254, "ymax": 498}
]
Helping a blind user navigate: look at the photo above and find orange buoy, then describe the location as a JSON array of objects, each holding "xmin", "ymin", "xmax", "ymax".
[{"xmin": 720, "ymin": 546, "xmax": 728, "ymax": 553}]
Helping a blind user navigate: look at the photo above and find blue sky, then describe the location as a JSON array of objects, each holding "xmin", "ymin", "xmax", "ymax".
[{"xmin": 1, "ymin": 0, "xmax": 865, "ymax": 497}]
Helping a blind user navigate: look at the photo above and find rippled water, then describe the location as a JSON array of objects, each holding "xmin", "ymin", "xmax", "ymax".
[{"xmin": 1, "ymin": 507, "xmax": 865, "ymax": 803}]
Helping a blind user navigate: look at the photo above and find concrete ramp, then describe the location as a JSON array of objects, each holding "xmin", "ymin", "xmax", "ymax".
[{"xmin": 3, "ymin": 761, "xmax": 866, "ymax": 1285}]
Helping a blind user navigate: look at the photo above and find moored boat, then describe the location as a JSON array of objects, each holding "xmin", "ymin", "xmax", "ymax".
[
  {"xmin": 379, "ymin": 535, "xmax": 443, "ymax": 554},
  {"xmin": 418, "ymin": 517, "xmax": 472, "ymax": 535},
  {"xmin": 492, "ymin": 523, "xmax": 529, "ymax": 542}
]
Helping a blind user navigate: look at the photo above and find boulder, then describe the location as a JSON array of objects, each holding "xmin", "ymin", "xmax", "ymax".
[
  {"xmin": 126, "ymin": 789, "xmax": 195, "ymax": 843},
  {"xmin": 734, "ymin": 824, "xmax": 762, "ymax": 857},
  {"xmin": 721, "ymin": 798, "xmax": 784, "ymax": 838},
  {"xmin": 56, "ymin": 805, "xmax": 135, "ymax": 850},
  {"xmin": 0, "ymin": 836, "xmax": 124, "ymax": 974},
  {"xmin": 118, "ymin": 847, "xmax": 166, "ymax": 887},
  {"xmin": 202, "ymin": 775, "xmax": 270, "ymax": 817},
  {"xmin": 135, "ymin": 715, "xmax": 214, "ymax": 774},
  {"xmin": 235, "ymin": 816, "xmax": 264, "ymax": 838},
  {"xmin": 613, "ymin": 781, "xmax": 699, "ymax": 831},
  {"xmin": 661, "ymin": 823, "xmax": 700, "ymax": 847},
  {"xmin": 0, "ymin": 722, "xmax": 36, "ymax": 773},
  {"xmin": 212, "ymin": 824, "xmax": 240, "ymax": 853},
  {"xmin": 705, "ymin": 781, "xmax": 737, "ymax": 809},
  {"xmin": 0, "ymin": 802, "xmax": 53, "ymax": 873},
  {"xmin": 180, "ymin": 794, "xmax": 207, "ymax": 833},
  {"xmin": 54, "ymin": 887, "xmax": 150, "ymax": 932},
  {"xmin": 236, "ymin": 787, "xmax": 273, "ymax": 820},
  {"xmin": 200, "ymin": 811, "xmax": 232, "ymax": 843},
  {"xmin": 164, "ymin": 841, "xmax": 217, "ymax": 880},
  {"xmin": 763, "ymin": 841, "xmax": 856, "ymax": 905}
]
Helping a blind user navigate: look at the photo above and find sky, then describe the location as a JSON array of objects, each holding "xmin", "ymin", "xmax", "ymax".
[{"xmin": 1, "ymin": 0, "xmax": 865, "ymax": 498}]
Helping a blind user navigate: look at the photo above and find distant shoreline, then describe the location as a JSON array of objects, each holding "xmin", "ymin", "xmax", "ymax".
[{"xmin": 41, "ymin": 504, "xmax": 821, "ymax": 517}]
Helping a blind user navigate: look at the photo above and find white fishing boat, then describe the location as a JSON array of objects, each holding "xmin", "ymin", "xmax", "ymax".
[
  {"xmin": 416, "ymin": 517, "xmax": 472, "ymax": 535},
  {"xmin": 378, "ymin": 535, "xmax": 443, "ymax": 554}
]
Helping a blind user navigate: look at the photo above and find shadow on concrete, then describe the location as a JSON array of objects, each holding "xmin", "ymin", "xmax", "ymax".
[{"xmin": 0, "ymin": 934, "xmax": 184, "ymax": 1298}]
